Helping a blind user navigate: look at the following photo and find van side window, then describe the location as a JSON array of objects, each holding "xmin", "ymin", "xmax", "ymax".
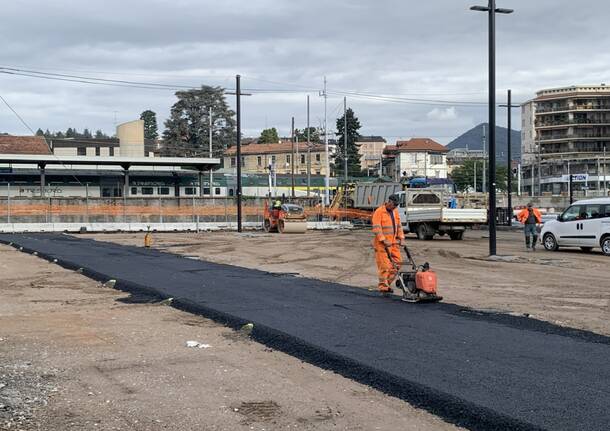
[
  {"xmin": 602, "ymin": 205, "xmax": 610, "ymax": 218},
  {"xmin": 585, "ymin": 204, "xmax": 602, "ymax": 219},
  {"xmin": 561, "ymin": 205, "xmax": 582, "ymax": 222}
]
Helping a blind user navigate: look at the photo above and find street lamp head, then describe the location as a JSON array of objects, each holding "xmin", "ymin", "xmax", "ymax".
[
  {"xmin": 470, "ymin": 5, "xmax": 490, "ymax": 11},
  {"xmin": 495, "ymin": 8, "xmax": 514, "ymax": 14}
]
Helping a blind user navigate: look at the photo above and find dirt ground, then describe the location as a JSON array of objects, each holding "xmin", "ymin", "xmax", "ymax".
[
  {"xmin": 0, "ymin": 244, "xmax": 462, "ymax": 431},
  {"xmin": 84, "ymin": 229, "xmax": 610, "ymax": 336}
]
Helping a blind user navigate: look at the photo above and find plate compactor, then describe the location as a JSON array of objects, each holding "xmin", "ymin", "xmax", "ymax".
[{"xmin": 387, "ymin": 245, "xmax": 443, "ymax": 303}]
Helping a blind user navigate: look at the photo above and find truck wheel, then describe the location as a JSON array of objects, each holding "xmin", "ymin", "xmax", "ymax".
[
  {"xmin": 449, "ymin": 231, "xmax": 464, "ymax": 241},
  {"xmin": 263, "ymin": 219, "xmax": 271, "ymax": 232},
  {"xmin": 415, "ymin": 225, "xmax": 428, "ymax": 240}
]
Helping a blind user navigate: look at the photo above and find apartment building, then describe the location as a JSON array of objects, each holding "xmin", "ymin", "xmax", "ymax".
[
  {"xmin": 521, "ymin": 85, "xmax": 610, "ymax": 195},
  {"xmin": 356, "ymin": 136, "xmax": 387, "ymax": 175},
  {"xmin": 224, "ymin": 140, "xmax": 328, "ymax": 175}
]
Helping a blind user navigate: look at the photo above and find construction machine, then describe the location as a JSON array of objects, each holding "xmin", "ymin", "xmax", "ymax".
[
  {"xmin": 263, "ymin": 200, "xmax": 307, "ymax": 234},
  {"xmin": 387, "ymin": 245, "xmax": 442, "ymax": 303}
]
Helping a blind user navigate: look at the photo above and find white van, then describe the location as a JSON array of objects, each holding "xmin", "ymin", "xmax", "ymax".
[{"xmin": 541, "ymin": 198, "xmax": 610, "ymax": 255}]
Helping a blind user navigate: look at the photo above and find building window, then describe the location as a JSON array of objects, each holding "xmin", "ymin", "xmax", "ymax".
[
  {"xmin": 315, "ymin": 154, "xmax": 321, "ymax": 162},
  {"xmin": 230, "ymin": 157, "xmax": 236, "ymax": 167},
  {"xmin": 184, "ymin": 187, "xmax": 197, "ymax": 195},
  {"xmin": 430, "ymin": 154, "xmax": 443, "ymax": 164},
  {"xmin": 141, "ymin": 187, "xmax": 154, "ymax": 195},
  {"xmin": 77, "ymin": 147, "xmax": 86, "ymax": 156},
  {"xmin": 286, "ymin": 154, "xmax": 291, "ymax": 164},
  {"xmin": 300, "ymin": 154, "xmax": 305, "ymax": 164},
  {"xmin": 109, "ymin": 147, "xmax": 114, "ymax": 156},
  {"xmin": 271, "ymin": 155, "xmax": 276, "ymax": 164},
  {"xmin": 316, "ymin": 170, "xmax": 321, "ymax": 175},
  {"xmin": 131, "ymin": 187, "xmax": 138, "ymax": 195},
  {"xmin": 158, "ymin": 187, "xmax": 170, "ymax": 195},
  {"xmin": 435, "ymin": 170, "xmax": 441, "ymax": 178},
  {"xmin": 95, "ymin": 147, "xmax": 100, "ymax": 156},
  {"xmin": 257, "ymin": 156, "xmax": 262, "ymax": 166},
  {"xmin": 241, "ymin": 156, "xmax": 245, "ymax": 166},
  {"xmin": 203, "ymin": 187, "xmax": 211, "ymax": 195},
  {"xmin": 229, "ymin": 189, "xmax": 234, "ymax": 196},
  {"xmin": 215, "ymin": 187, "xmax": 221, "ymax": 195}
]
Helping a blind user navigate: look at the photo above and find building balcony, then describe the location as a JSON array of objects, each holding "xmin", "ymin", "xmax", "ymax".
[
  {"xmin": 536, "ymin": 119, "xmax": 610, "ymax": 128},
  {"xmin": 537, "ymin": 105, "xmax": 610, "ymax": 115}
]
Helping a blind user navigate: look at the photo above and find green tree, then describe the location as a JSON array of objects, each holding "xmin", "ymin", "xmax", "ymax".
[
  {"xmin": 258, "ymin": 127, "xmax": 279, "ymax": 144},
  {"xmin": 334, "ymin": 107, "xmax": 362, "ymax": 178},
  {"xmin": 295, "ymin": 127, "xmax": 320, "ymax": 143},
  {"xmin": 66, "ymin": 128, "xmax": 76, "ymax": 138},
  {"xmin": 95, "ymin": 129, "xmax": 107, "ymax": 139},
  {"xmin": 162, "ymin": 86, "xmax": 236, "ymax": 158},
  {"xmin": 82, "ymin": 128, "xmax": 92, "ymax": 138},
  {"xmin": 140, "ymin": 110, "xmax": 159, "ymax": 140},
  {"xmin": 35, "ymin": 128, "xmax": 45, "ymax": 136},
  {"xmin": 450, "ymin": 160, "xmax": 508, "ymax": 192}
]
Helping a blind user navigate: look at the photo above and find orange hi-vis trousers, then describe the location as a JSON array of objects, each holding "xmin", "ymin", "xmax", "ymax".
[{"xmin": 374, "ymin": 242, "xmax": 402, "ymax": 291}]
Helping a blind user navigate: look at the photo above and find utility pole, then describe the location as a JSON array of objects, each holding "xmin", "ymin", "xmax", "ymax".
[
  {"xmin": 343, "ymin": 97, "xmax": 348, "ymax": 182},
  {"xmin": 474, "ymin": 160, "xmax": 478, "ymax": 192},
  {"xmin": 517, "ymin": 163, "xmax": 522, "ymax": 196},
  {"xmin": 322, "ymin": 77, "xmax": 330, "ymax": 205},
  {"xmin": 500, "ymin": 89, "xmax": 519, "ymax": 223},
  {"xmin": 604, "ymin": 143, "xmax": 608, "ymax": 196},
  {"xmin": 482, "ymin": 124, "xmax": 486, "ymax": 193},
  {"xmin": 236, "ymin": 74, "xmax": 243, "ymax": 232},
  {"xmin": 470, "ymin": 0, "xmax": 514, "ymax": 256},
  {"xmin": 307, "ymin": 95, "xmax": 311, "ymax": 197},
  {"xmin": 291, "ymin": 116, "xmax": 295, "ymax": 198},
  {"xmin": 209, "ymin": 107, "xmax": 213, "ymax": 197}
]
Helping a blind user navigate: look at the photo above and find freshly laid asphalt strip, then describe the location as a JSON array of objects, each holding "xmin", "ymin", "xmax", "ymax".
[{"xmin": 1, "ymin": 234, "xmax": 609, "ymax": 431}]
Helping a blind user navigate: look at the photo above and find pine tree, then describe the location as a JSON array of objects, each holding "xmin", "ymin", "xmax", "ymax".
[
  {"xmin": 66, "ymin": 128, "xmax": 76, "ymax": 138},
  {"xmin": 295, "ymin": 127, "xmax": 320, "ymax": 143},
  {"xmin": 35, "ymin": 128, "xmax": 45, "ymax": 136},
  {"xmin": 83, "ymin": 128, "xmax": 92, "ymax": 138},
  {"xmin": 162, "ymin": 86, "xmax": 236, "ymax": 158},
  {"xmin": 140, "ymin": 110, "xmax": 159, "ymax": 140},
  {"xmin": 258, "ymin": 127, "xmax": 279, "ymax": 144},
  {"xmin": 95, "ymin": 129, "xmax": 106, "ymax": 139},
  {"xmin": 334, "ymin": 107, "xmax": 362, "ymax": 178}
]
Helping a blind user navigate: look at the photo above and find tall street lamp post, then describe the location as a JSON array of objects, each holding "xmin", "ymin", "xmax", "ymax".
[{"xmin": 470, "ymin": 0, "xmax": 513, "ymax": 256}]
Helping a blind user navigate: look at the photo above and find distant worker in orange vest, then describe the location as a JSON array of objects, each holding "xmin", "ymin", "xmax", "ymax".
[
  {"xmin": 517, "ymin": 203, "xmax": 542, "ymax": 251},
  {"xmin": 371, "ymin": 194, "xmax": 405, "ymax": 293}
]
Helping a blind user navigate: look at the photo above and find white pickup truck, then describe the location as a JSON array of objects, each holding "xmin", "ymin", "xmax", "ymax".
[
  {"xmin": 398, "ymin": 191, "xmax": 487, "ymax": 240},
  {"xmin": 352, "ymin": 184, "xmax": 487, "ymax": 240}
]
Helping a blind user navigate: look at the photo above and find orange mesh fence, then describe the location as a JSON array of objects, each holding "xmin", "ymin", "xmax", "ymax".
[{"xmin": 0, "ymin": 198, "xmax": 373, "ymax": 223}]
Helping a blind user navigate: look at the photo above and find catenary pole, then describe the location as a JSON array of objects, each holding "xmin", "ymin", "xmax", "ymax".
[
  {"xmin": 236, "ymin": 74, "xmax": 242, "ymax": 232},
  {"xmin": 307, "ymin": 95, "xmax": 311, "ymax": 197}
]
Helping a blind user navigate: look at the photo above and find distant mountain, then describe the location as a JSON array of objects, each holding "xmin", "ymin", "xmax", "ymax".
[{"xmin": 447, "ymin": 123, "xmax": 521, "ymax": 163}]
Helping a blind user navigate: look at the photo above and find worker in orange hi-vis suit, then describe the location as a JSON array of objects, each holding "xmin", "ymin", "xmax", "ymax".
[{"xmin": 371, "ymin": 194, "xmax": 405, "ymax": 293}]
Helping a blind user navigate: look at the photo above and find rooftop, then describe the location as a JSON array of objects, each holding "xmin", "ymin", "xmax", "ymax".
[
  {"xmin": 0, "ymin": 135, "xmax": 51, "ymax": 155},
  {"xmin": 387, "ymin": 138, "xmax": 448, "ymax": 153}
]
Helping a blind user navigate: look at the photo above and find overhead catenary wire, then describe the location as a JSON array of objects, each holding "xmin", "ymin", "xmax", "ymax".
[
  {"xmin": 0, "ymin": 66, "xmax": 525, "ymax": 107},
  {"xmin": 0, "ymin": 93, "xmax": 84, "ymax": 186}
]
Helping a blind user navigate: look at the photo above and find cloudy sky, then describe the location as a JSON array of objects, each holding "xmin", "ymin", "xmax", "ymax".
[{"xmin": 1, "ymin": 0, "xmax": 610, "ymax": 144}]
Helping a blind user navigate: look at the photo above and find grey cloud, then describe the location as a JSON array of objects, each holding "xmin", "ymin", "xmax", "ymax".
[{"xmin": 1, "ymin": 0, "xmax": 610, "ymax": 144}]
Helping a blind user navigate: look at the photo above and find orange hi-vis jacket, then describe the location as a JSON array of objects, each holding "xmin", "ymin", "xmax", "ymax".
[
  {"xmin": 372, "ymin": 205, "xmax": 405, "ymax": 246},
  {"xmin": 517, "ymin": 207, "xmax": 542, "ymax": 224}
]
